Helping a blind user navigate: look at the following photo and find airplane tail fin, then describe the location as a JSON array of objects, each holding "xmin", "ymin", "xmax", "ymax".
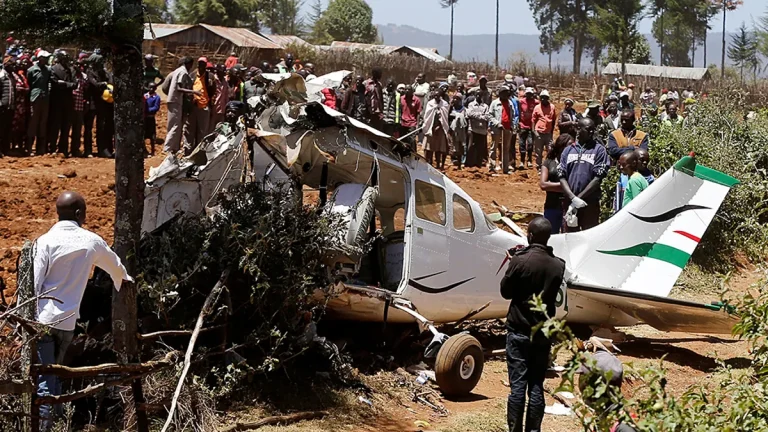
[{"xmin": 551, "ymin": 155, "xmax": 739, "ymax": 298}]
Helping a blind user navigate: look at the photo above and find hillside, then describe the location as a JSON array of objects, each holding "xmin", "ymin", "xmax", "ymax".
[{"xmin": 378, "ymin": 23, "xmax": 732, "ymax": 70}]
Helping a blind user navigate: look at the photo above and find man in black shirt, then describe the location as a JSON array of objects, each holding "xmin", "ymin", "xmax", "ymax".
[
  {"xmin": 500, "ymin": 217, "xmax": 566, "ymax": 432},
  {"xmin": 49, "ymin": 50, "xmax": 77, "ymax": 156}
]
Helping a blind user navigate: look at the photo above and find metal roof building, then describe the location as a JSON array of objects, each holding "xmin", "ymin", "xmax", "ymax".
[
  {"xmin": 143, "ymin": 23, "xmax": 282, "ymax": 73},
  {"xmin": 264, "ymin": 35, "xmax": 311, "ymax": 49},
  {"xmin": 602, "ymin": 63, "xmax": 711, "ymax": 81},
  {"xmin": 328, "ymin": 41, "xmax": 450, "ymax": 63}
]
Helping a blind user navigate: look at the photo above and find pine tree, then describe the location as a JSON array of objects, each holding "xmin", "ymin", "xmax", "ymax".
[
  {"xmin": 727, "ymin": 22, "xmax": 757, "ymax": 85},
  {"xmin": 260, "ymin": 0, "xmax": 306, "ymax": 35},
  {"xmin": 713, "ymin": 0, "xmax": 743, "ymax": 78},
  {"xmin": 528, "ymin": 0, "xmax": 589, "ymax": 74},
  {"xmin": 174, "ymin": 0, "xmax": 260, "ymax": 29}
]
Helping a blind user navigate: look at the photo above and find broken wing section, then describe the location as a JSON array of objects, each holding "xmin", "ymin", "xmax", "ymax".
[{"xmin": 570, "ymin": 284, "xmax": 739, "ymax": 334}]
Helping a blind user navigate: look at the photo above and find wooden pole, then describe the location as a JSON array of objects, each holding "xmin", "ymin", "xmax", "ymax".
[
  {"xmin": 17, "ymin": 241, "xmax": 38, "ymax": 432},
  {"xmin": 110, "ymin": 0, "xmax": 148, "ymax": 430}
]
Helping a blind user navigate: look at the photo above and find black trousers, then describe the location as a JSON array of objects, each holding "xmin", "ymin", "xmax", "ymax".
[
  {"xmin": 518, "ymin": 129, "xmax": 534, "ymax": 164},
  {"xmin": 506, "ymin": 331, "xmax": 550, "ymax": 432},
  {"xmin": 70, "ymin": 111, "xmax": 84, "ymax": 156},
  {"xmin": 0, "ymin": 107, "xmax": 12, "ymax": 155},
  {"xmin": 83, "ymin": 108, "xmax": 96, "ymax": 156},
  {"xmin": 49, "ymin": 96, "xmax": 73, "ymax": 155},
  {"xmin": 96, "ymin": 103, "xmax": 114, "ymax": 154}
]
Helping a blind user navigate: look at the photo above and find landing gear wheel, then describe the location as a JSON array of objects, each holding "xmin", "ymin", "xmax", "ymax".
[{"xmin": 435, "ymin": 333, "xmax": 484, "ymax": 396}]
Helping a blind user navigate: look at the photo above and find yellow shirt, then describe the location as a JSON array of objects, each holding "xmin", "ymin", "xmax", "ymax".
[{"xmin": 193, "ymin": 75, "xmax": 209, "ymax": 108}]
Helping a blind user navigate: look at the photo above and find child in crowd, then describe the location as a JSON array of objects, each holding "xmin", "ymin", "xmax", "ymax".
[
  {"xmin": 618, "ymin": 150, "xmax": 649, "ymax": 209},
  {"xmin": 143, "ymin": 83, "xmax": 161, "ymax": 156}
]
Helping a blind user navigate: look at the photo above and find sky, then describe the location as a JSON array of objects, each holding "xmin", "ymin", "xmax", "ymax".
[{"xmin": 346, "ymin": 0, "xmax": 765, "ymax": 36}]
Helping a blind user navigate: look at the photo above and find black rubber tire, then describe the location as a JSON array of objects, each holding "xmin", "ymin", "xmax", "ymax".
[{"xmin": 435, "ymin": 333, "xmax": 484, "ymax": 396}]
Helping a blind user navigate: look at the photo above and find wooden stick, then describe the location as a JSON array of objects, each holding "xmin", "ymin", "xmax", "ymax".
[
  {"xmin": 161, "ymin": 269, "xmax": 230, "ymax": 432},
  {"xmin": 34, "ymin": 372, "xmax": 145, "ymax": 405},
  {"xmin": 219, "ymin": 411, "xmax": 329, "ymax": 432},
  {"xmin": 450, "ymin": 301, "xmax": 491, "ymax": 329},
  {"xmin": 137, "ymin": 325, "xmax": 225, "ymax": 341},
  {"xmin": 35, "ymin": 351, "xmax": 177, "ymax": 378}
]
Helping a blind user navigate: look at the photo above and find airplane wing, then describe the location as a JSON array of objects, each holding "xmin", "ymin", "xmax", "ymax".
[{"xmin": 570, "ymin": 284, "xmax": 739, "ymax": 334}]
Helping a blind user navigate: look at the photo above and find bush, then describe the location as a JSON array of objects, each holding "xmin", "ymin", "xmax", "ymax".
[
  {"xmin": 600, "ymin": 93, "xmax": 768, "ymax": 271},
  {"xmin": 137, "ymin": 182, "xmax": 345, "ymax": 393},
  {"xmin": 537, "ymin": 271, "xmax": 768, "ymax": 431}
]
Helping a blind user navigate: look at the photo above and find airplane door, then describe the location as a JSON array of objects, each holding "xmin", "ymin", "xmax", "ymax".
[{"xmin": 407, "ymin": 174, "xmax": 451, "ymax": 298}]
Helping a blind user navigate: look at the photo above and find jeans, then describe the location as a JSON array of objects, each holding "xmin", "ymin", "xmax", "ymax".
[
  {"xmin": 543, "ymin": 207, "xmax": 563, "ymax": 234},
  {"xmin": 518, "ymin": 129, "xmax": 534, "ymax": 164},
  {"xmin": 507, "ymin": 331, "xmax": 550, "ymax": 432},
  {"xmin": 533, "ymin": 133, "xmax": 552, "ymax": 169},
  {"xmin": 38, "ymin": 329, "xmax": 74, "ymax": 430}
]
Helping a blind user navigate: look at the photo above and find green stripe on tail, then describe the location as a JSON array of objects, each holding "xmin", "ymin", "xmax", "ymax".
[
  {"xmin": 673, "ymin": 156, "xmax": 740, "ymax": 187},
  {"xmin": 598, "ymin": 243, "xmax": 691, "ymax": 269}
]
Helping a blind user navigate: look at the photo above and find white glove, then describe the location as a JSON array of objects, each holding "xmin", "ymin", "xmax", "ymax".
[{"xmin": 570, "ymin": 196, "xmax": 588, "ymax": 209}]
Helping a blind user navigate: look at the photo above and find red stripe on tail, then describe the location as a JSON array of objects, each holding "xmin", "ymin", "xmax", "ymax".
[{"xmin": 674, "ymin": 230, "xmax": 701, "ymax": 243}]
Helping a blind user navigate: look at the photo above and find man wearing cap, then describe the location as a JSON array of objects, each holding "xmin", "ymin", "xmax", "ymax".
[
  {"xmin": 277, "ymin": 53, "xmax": 296, "ymax": 73},
  {"xmin": 517, "ymin": 87, "xmax": 539, "ymax": 170},
  {"xmin": 488, "ymin": 85, "xmax": 517, "ymax": 174},
  {"xmin": 164, "ymin": 57, "xmax": 198, "ymax": 154},
  {"xmin": 142, "ymin": 54, "xmax": 164, "ymax": 91},
  {"xmin": 186, "ymin": 57, "xmax": 215, "ymax": 148},
  {"xmin": 475, "ymin": 76, "xmax": 492, "ymax": 106},
  {"xmin": 618, "ymin": 91, "xmax": 633, "ymax": 111},
  {"xmin": 49, "ymin": 50, "xmax": 77, "ymax": 156},
  {"xmin": 531, "ymin": 89, "xmax": 556, "ymax": 170},
  {"xmin": 225, "ymin": 52, "xmax": 238, "ymax": 70},
  {"xmin": 26, "ymin": 50, "xmax": 51, "ymax": 155}
]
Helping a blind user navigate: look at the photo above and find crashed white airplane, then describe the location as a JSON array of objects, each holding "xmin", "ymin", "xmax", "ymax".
[{"xmin": 142, "ymin": 72, "xmax": 740, "ymax": 396}]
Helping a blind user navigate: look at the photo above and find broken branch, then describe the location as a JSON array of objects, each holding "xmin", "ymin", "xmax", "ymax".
[
  {"xmin": 35, "ymin": 351, "xmax": 178, "ymax": 378},
  {"xmin": 161, "ymin": 269, "xmax": 230, "ymax": 432},
  {"xmin": 219, "ymin": 411, "xmax": 329, "ymax": 432},
  {"xmin": 137, "ymin": 325, "xmax": 225, "ymax": 341}
]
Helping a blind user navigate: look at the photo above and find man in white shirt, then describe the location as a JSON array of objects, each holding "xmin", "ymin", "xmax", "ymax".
[
  {"xmin": 163, "ymin": 57, "xmax": 200, "ymax": 154},
  {"xmin": 33, "ymin": 191, "xmax": 132, "ymax": 428}
]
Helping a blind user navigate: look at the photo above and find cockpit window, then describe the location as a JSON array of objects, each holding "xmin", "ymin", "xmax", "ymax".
[{"xmin": 415, "ymin": 180, "xmax": 446, "ymax": 226}]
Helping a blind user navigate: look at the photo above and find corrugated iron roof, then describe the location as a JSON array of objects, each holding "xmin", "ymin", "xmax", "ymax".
[
  {"xmin": 143, "ymin": 23, "xmax": 193, "ymax": 40},
  {"xmin": 329, "ymin": 41, "xmax": 447, "ymax": 62},
  {"xmin": 602, "ymin": 63, "xmax": 710, "ymax": 80},
  {"xmin": 399, "ymin": 46, "xmax": 450, "ymax": 63},
  {"xmin": 198, "ymin": 24, "xmax": 282, "ymax": 49},
  {"xmin": 265, "ymin": 35, "xmax": 310, "ymax": 48}
]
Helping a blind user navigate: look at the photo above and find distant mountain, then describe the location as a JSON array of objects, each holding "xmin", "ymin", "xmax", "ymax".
[{"xmin": 377, "ymin": 24, "xmax": 733, "ymax": 70}]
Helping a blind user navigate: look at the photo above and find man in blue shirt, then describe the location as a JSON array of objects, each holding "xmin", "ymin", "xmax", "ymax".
[
  {"xmin": 558, "ymin": 118, "xmax": 609, "ymax": 231},
  {"xmin": 144, "ymin": 83, "xmax": 161, "ymax": 156}
]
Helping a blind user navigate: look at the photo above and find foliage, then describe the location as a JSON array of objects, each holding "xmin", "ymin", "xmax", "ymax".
[
  {"xmin": 758, "ymin": 7, "xmax": 768, "ymax": 63},
  {"xmin": 589, "ymin": 0, "xmax": 644, "ymax": 74},
  {"xmin": 605, "ymin": 36, "xmax": 652, "ymax": 65},
  {"xmin": 0, "ymin": 0, "xmax": 112, "ymax": 47},
  {"xmin": 260, "ymin": 0, "xmax": 306, "ymax": 36},
  {"xmin": 526, "ymin": 0, "xmax": 593, "ymax": 74},
  {"xmin": 728, "ymin": 22, "xmax": 760, "ymax": 85},
  {"xmin": 304, "ymin": 0, "xmax": 328, "ymax": 44},
  {"xmin": 601, "ymin": 93, "xmax": 768, "ymax": 271},
  {"xmin": 173, "ymin": 0, "xmax": 260, "ymax": 30},
  {"xmin": 138, "ymin": 183, "xmax": 345, "ymax": 384},
  {"xmin": 537, "ymin": 269, "xmax": 768, "ymax": 432},
  {"xmin": 144, "ymin": 0, "xmax": 173, "ymax": 23},
  {"xmin": 650, "ymin": 2, "xmax": 693, "ymax": 67},
  {"xmin": 311, "ymin": 0, "xmax": 377, "ymax": 45}
]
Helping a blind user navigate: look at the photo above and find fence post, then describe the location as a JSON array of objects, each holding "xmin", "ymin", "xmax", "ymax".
[{"xmin": 17, "ymin": 240, "xmax": 38, "ymax": 432}]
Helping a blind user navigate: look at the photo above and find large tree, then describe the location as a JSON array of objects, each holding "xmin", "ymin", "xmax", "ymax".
[
  {"xmin": 651, "ymin": 1, "xmax": 696, "ymax": 66},
  {"xmin": 712, "ymin": 0, "xmax": 743, "ymax": 78},
  {"xmin": 0, "ymin": 0, "xmax": 148, "ymax": 429},
  {"xmin": 260, "ymin": 0, "xmax": 306, "ymax": 35},
  {"xmin": 145, "ymin": 0, "xmax": 173, "ymax": 23},
  {"xmin": 528, "ymin": 0, "xmax": 592, "ymax": 74},
  {"xmin": 590, "ymin": 0, "xmax": 644, "ymax": 76},
  {"xmin": 174, "ymin": 0, "xmax": 259, "ymax": 30},
  {"xmin": 727, "ymin": 21, "xmax": 758, "ymax": 84},
  {"xmin": 758, "ymin": 6, "xmax": 768, "ymax": 61},
  {"xmin": 312, "ymin": 0, "xmax": 377, "ymax": 45},
  {"xmin": 606, "ymin": 36, "xmax": 652, "ymax": 65},
  {"xmin": 439, "ymin": 0, "xmax": 459, "ymax": 60}
]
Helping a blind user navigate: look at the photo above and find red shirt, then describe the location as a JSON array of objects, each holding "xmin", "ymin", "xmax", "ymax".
[
  {"xmin": 532, "ymin": 103, "xmax": 556, "ymax": 134},
  {"xmin": 518, "ymin": 98, "xmax": 539, "ymax": 130},
  {"xmin": 400, "ymin": 95, "xmax": 422, "ymax": 128},
  {"xmin": 225, "ymin": 56, "xmax": 238, "ymax": 70},
  {"xmin": 501, "ymin": 100, "xmax": 512, "ymax": 130}
]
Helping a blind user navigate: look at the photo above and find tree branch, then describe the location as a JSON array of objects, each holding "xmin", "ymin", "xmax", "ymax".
[
  {"xmin": 161, "ymin": 269, "xmax": 230, "ymax": 432},
  {"xmin": 35, "ymin": 351, "xmax": 178, "ymax": 379}
]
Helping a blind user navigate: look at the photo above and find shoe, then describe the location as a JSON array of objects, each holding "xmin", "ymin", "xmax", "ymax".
[
  {"xmin": 527, "ymin": 162, "xmax": 533, "ymax": 168},
  {"xmin": 518, "ymin": 163, "xmax": 525, "ymax": 170},
  {"xmin": 71, "ymin": 151, "xmax": 83, "ymax": 158}
]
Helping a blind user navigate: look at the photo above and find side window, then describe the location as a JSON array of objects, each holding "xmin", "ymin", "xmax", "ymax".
[
  {"xmin": 415, "ymin": 180, "xmax": 446, "ymax": 225},
  {"xmin": 452, "ymin": 195, "xmax": 475, "ymax": 232}
]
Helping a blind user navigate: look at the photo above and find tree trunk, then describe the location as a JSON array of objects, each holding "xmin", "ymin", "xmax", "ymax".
[
  {"xmin": 621, "ymin": 46, "xmax": 627, "ymax": 77},
  {"xmin": 659, "ymin": 8, "xmax": 665, "ymax": 65},
  {"xmin": 495, "ymin": 0, "xmax": 499, "ymax": 69},
  {"xmin": 110, "ymin": 0, "xmax": 148, "ymax": 430},
  {"xmin": 720, "ymin": 6, "xmax": 726, "ymax": 79},
  {"xmin": 691, "ymin": 37, "xmax": 696, "ymax": 67},
  {"xmin": 703, "ymin": 32, "xmax": 708, "ymax": 66},
  {"xmin": 573, "ymin": 36, "xmax": 582, "ymax": 75},
  {"xmin": 449, "ymin": 2, "xmax": 454, "ymax": 60}
]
